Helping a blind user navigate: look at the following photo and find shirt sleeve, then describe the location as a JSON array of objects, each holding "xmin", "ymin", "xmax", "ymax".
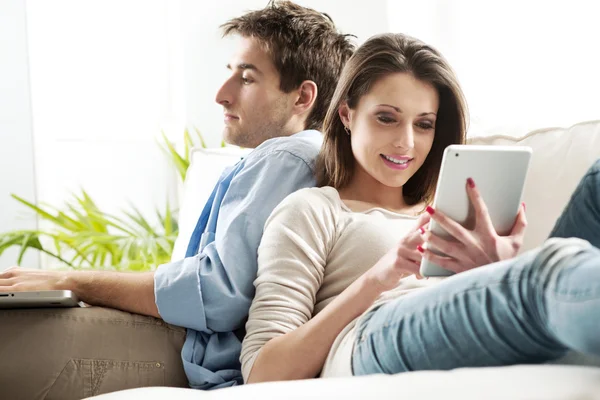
[
  {"xmin": 240, "ymin": 188, "xmax": 336, "ymax": 382},
  {"xmin": 154, "ymin": 150, "xmax": 317, "ymax": 332}
]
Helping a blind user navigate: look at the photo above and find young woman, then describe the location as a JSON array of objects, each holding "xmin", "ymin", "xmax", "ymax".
[{"xmin": 240, "ymin": 33, "xmax": 600, "ymax": 383}]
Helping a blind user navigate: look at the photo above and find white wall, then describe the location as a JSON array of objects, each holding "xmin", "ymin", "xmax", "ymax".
[
  {"xmin": 0, "ymin": 0, "xmax": 39, "ymax": 270},
  {"xmin": 388, "ymin": 0, "xmax": 600, "ymax": 137},
  {"xmin": 14, "ymin": 0, "xmax": 389, "ymax": 268},
  {"xmin": 25, "ymin": 0, "xmax": 178, "ymax": 260},
  {"xmin": 179, "ymin": 0, "xmax": 390, "ymax": 147},
  {"xmin": 5, "ymin": 0, "xmax": 599, "ymax": 269}
]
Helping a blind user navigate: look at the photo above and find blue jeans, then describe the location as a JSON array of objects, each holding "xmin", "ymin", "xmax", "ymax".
[{"xmin": 353, "ymin": 159, "xmax": 600, "ymax": 375}]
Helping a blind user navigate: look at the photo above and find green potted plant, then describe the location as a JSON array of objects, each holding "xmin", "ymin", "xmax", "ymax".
[{"xmin": 0, "ymin": 128, "xmax": 210, "ymax": 271}]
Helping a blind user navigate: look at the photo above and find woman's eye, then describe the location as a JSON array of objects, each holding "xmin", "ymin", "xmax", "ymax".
[
  {"xmin": 417, "ymin": 122, "xmax": 434, "ymax": 130},
  {"xmin": 377, "ymin": 115, "xmax": 395, "ymax": 124},
  {"xmin": 242, "ymin": 76, "xmax": 253, "ymax": 84}
]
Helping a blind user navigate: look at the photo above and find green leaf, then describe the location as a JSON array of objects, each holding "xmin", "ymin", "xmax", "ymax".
[
  {"xmin": 164, "ymin": 199, "xmax": 173, "ymax": 237},
  {"xmin": 123, "ymin": 205, "xmax": 155, "ymax": 236},
  {"xmin": 0, "ymin": 233, "xmax": 28, "ymax": 257},
  {"xmin": 193, "ymin": 127, "xmax": 208, "ymax": 148},
  {"xmin": 2, "ymin": 126, "xmax": 193, "ymax": 271},
  {"xmin": 183, "ymin": 128, "xmax": 193, "ymax": 162},
  {"xmin": 11, "ymin": 195, "xmax": 64, "ymax": 227},
  {"xmin": 16, "ymin": 233, "xmax": 43, "ymax": 264},
  {"xmin": 159, "ymin": 130, "xmax": 189, "ymax": 181}
]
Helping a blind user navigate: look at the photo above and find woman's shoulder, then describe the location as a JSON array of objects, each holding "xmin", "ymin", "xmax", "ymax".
[
  {"xmin": 268, "ymin": 186, "xmax": 344, "ymax": 226},
  {"xmin": 281, "ymin": 186, "xmax": 343, "ymax": 210}
]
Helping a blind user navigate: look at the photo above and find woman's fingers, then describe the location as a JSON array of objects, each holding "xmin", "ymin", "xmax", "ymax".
[
  {"xmin": 466, "ymin": 178, "xmax": 495, "ymax": 233},
  {"xmin": 414, "ymin": 212, "xmax": 431, "ymax": 232},
  {"xmin": 426, "ymin": 206, "xmax": 478, "ymax": 249},
  {"xmin": 421, "ymin": 249, "xmax": 470, "ymax": 274},
  {"xmin": 510, "ymin": 202, "xmax": 528, "ymax": 238},
  {"xmin": 399, "ymin": 244, "xmax": 422, "ymax": 266},
  {"xmin": 423, "ymin": 231, "xmax": 466, "ymax": 262}
]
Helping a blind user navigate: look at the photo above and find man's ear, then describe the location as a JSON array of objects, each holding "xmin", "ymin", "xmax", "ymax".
[
  {"xmin": 338, "ymin": 102, "xmax": 352, "ymax": 128},
  {"xmin": 293, "ymin": 80, "xmax": 318, "ymax": 116}
]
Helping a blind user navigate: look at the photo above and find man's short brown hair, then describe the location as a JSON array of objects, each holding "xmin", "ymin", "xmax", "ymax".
[{"xmin": 221, "ymin": 0, "xmax": 355, "ymax": 131}]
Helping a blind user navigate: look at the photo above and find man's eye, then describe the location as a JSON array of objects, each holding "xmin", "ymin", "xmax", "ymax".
[{"xmin": 242, "ymin": 77, "xmax": 253, "ymax": 84}]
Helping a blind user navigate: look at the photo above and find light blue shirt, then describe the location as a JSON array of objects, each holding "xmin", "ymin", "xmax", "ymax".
[{"xmin": 154, "ymin": 130, "xmax": 322, "ymax": 389}]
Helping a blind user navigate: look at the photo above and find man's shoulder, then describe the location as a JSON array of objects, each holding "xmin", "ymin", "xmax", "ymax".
[{"xmin": 247, "ymin": 130, "xmax": 322, "ymax": 169}]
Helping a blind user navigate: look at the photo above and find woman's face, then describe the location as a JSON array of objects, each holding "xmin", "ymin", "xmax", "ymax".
[{"xmin": 340, "ymin": 72, "xmax": 439, "ymax": 189}]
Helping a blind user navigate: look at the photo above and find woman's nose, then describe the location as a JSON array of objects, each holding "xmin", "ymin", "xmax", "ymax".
[{"xmin": 393, "ymin": 124, "xmax": 415, "ymax": 149}]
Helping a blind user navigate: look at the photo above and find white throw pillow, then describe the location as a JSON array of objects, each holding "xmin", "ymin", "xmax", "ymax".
[
  {"xmin": 171, "ymin": 147, "xmax": 250, "ymax": 262},
  {"xmin": 467, "ymin": 120, "xmax": 600, "ymax": 252}
]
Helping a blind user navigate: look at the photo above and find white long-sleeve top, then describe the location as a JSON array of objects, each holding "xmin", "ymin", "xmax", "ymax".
[{"xmin": 241, "ymin": 186, "xmax": 439, "ymax": 381}]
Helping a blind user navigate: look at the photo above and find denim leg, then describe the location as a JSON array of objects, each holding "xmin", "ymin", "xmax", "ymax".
[
  {"xmin": 549, "ymin": 159, "xmax": 600, "ymax": 248},
  {"xmin": 353, "ymin": 238, "xmax": 600, "ymax": 375}
]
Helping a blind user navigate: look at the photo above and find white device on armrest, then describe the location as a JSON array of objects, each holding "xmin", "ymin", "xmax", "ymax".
[
  {"xmin": 420, "ymin": 145, "xmax": 532, "ymax": 277},
  {"xmin": 0, "ymin": 290, "xmax": 80, "ymax": 309}
]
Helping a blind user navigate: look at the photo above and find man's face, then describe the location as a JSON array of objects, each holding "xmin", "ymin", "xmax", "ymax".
[{"xmin": 215, "ymin": 37, "xmax": 296, "ymax": 148}]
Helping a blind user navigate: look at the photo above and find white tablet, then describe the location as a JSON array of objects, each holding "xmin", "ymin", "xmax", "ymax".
[
  {"xmin": 420, "ymin": 145, "xmax": 532, "ymax": 277},
  {"xmin": 0, "ymin": 290, "xmax": 80, "ymax": 309}
]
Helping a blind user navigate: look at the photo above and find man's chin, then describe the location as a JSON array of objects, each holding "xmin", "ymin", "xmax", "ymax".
[
  {"xmin": 222, "ymin": 128, "xmax": 251, "ymax": 148},
  {"xmin": 221, "ymin": 128, "xmax": 237, "ymax": 145}
]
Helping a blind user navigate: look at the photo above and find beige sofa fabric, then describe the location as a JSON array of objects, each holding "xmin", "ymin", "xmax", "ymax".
[
  {"xmin": 90, "ymin": 365, "xmax": 600, "ymax": 400},
  {"xmin": 133, "ymin": 121, "xmax": 600, "ymax": 400},
  {"xmin": 468, "ymin": 120, "xmax": 600, "ymax": 252}
]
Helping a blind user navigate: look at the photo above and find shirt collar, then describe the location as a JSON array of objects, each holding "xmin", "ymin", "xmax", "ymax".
[{"xmin": 290, "ymin": 129, "xmax": 322, "ymax": 139}]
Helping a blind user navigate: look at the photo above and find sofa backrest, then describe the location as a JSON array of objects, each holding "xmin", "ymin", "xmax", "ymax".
[
  {"xmin": 468, "ymin": 120, "xmax": 600, "ymax": 252},
  {"xmin": 172, "ymin": 120, "xmax": 600, "ymax": 261}
]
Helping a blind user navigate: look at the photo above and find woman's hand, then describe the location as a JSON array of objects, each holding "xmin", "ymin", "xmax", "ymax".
[
  {"xmin": 364, "ymin": 212, "xmax": 431, "ymax": 292},
  {"xmin": 421, "ymin": 178, "xmax": 527, "ymax": 274}
]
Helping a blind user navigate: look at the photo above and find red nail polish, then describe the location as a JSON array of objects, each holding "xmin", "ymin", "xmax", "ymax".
[
  {"xmin": 417, "ymin": 245, "xmax": 425, "ymax": 253},
  {"xmin": 522, "ymin": 202, "xmax": 526, "ymax": 211},
  {"xmin": 467, "ymin": 177, "xmax": 475, "ymax": 188},
  {"xmin": 426, "ymin": 206, "xmax": 435, "ymax": 215},
  {"xmin": 419, "ymin": 227, "xmax": 425, "ymax": 235}
]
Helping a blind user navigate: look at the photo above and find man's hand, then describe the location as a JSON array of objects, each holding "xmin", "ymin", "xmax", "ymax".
[
  {"xmin": 0, "ymin": 267, "xmax": 70, "ymax": 292},
  {"xmin": 0, "ymin": 266, "xmax": 160, "ymax": 318}
]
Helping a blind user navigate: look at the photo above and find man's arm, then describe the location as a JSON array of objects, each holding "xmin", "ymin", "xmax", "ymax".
[
  {"xmin": 0, "ymin": 268, "xmax": 159, "ymax": 317},
  {"xmin": 71, "ymin": 271, "xmax": 159, "ymax": 316},
  {"xmin": 0, "ymin": 147, "xmax": 317, "ymax": 329},
  {"xmin": 155, "ymin": 149, "xmax": 317, "ymax": 332}
]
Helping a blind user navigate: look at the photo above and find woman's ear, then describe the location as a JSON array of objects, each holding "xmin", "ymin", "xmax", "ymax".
[
  {"xmin": 294, "ymin": 80, "xmax": 318, "ymax": 116},
  {"xmin": 338, "ymin": 102, "xmax": 352, "ymax": 128}
]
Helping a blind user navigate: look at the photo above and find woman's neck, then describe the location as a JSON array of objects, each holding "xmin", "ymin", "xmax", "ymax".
[
  {"xmin": 338, "ymin": 176, "xmax": 408, "ymax": 214},
  {"xmin": 337, "ymin": 165, "xmax": 426, "ymax": 215}
]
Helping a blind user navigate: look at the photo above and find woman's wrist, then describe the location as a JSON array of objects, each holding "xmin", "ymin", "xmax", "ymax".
[
  {"xmin": 362, "ymin": 269, "xmax": 398, "ymax": 295},
  {"xmin": 356, "ymin": 273, "xmax": 388, "ymax": 306}
]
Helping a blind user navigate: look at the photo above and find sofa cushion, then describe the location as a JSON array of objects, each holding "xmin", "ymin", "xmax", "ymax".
[
  {"xmin": 89, "ymin": 365, "xmax": 600, "ymax": 400},
  {"xmin": 467, "ymin": 120, "xmax": 600, "ymax": 252},
  {"xmin": 173, "ymin": 120, "xmax": 600, "ymax": 260}
]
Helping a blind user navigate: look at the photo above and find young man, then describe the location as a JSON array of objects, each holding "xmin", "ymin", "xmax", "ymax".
[{"xmin": 0, "ymin": 1, "xmax": 355, "ymax": 397}]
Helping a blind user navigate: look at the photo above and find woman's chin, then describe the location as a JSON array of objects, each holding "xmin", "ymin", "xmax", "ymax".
[{"xmin": 376, "ymin": 175, "xmax": 409, "ymax": 189}]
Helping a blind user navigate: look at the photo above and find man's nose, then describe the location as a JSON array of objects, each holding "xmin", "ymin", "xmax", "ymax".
[{"xmin": 215, "ymin": 77, "xmax": 235, "ymax": 106}]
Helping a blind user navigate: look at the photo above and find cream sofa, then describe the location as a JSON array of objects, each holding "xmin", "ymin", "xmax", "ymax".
[{"xmin": 93, "ymin": 120, "xmax": 600, "ymax": 399}]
